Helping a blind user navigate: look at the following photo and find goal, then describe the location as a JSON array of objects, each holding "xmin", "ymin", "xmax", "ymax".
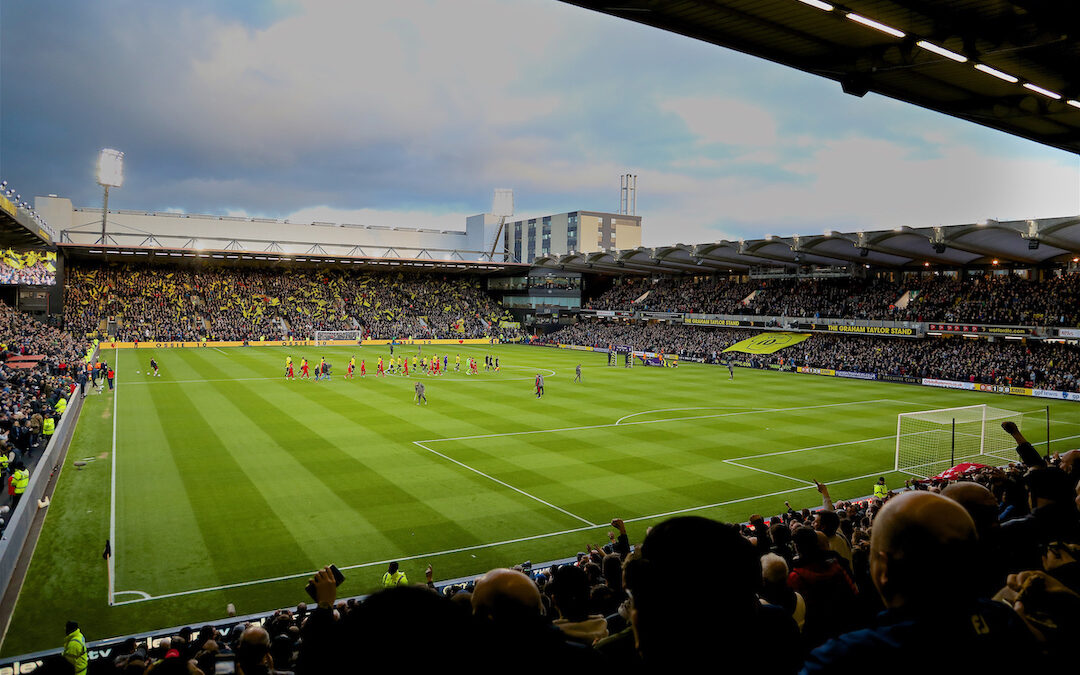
[
  {"xmin": 894, "ymin": 404, "xmax": 1045, "ymax": 476},
  {"xmin": 313, "ymin": 330, "xmax": 362, "ymax": 346}
]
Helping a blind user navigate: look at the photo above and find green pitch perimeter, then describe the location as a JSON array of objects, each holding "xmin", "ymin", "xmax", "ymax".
[{"xmin": 4, "ymin": 344, "xmax": 1078, "ymax": 654}]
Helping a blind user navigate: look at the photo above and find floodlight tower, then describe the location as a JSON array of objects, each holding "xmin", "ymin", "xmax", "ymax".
[{"xmin": 97, "ymin": 149, "xmax": 124, "ymax": 245}]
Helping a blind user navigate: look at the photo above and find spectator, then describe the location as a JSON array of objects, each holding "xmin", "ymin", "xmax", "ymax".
[
  {"xmin": 547, "ymin": 564, "xmax": 608, "ymax": 644},
  {"xmin": 787, "ymin": 527, "xmax": 860, "ymax": 649},
  {"xmin": 802, "ymin": 492, "xmax": 1042, "ymax": 673},
  {"xmin": 1000, "ymin": 467, "xmax": 1080, "ymax": 573},
  {"xmin": 761, "ymin": 553, "xmax": 806, "ymax": 632},
  {"xmin": 624, "ymin": 516, "xmax": 801, "ymax": 672},
  {"xmin": 471, "ymin": 567, "xmax": 598, "ymax": 668}
]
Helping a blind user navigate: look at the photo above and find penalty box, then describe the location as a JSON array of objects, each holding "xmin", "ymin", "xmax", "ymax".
[{"xmin": 413, "ymin": 400, "xmax": 904, "ymax": 524}]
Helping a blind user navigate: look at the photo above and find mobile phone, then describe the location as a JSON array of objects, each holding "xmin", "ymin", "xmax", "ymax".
[
  {"xmin": 214, "ymin": 654, "xmax": 237, "ymax": 674},
  {"xmin": 305, "ymin": 564, "xmax": 345, "ymax": 601}
]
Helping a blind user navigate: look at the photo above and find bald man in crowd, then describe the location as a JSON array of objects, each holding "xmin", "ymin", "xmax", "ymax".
[
  {"xmin": 237, "ymin": 625, "xmax": 280, "ymax": 675},
  {"xmin": 472, "ymin": 568, "xmax": 599, "ymax": 668},
  {"xmin": 802, "ymin": 492, "xmax": 1041, "ymax": 673}
]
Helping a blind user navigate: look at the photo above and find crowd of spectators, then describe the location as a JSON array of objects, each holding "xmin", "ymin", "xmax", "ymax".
[
  {"xmin": 63, "ymin": 428, "xmax": 1080, "ymax": 673},
  {"xmin": 904, "ymin": 272, "xmax": 1080, "ymax": 326},
  {"xmin": 542, "ymin": 321, "xmax": 1080, "ymax": 391},
  {"xmin": 0, "ymin": 249, "xmax": 56, "ymax": 286},
  {"xmin": 584, "ymin": 272, "xmax": 1080, "ymax": 327},
  {"xmin": 585, "ymin": 276, "xmax": 758, "ymax": 314},
  {"xmin": 64, "ymin": 263, "xmax": 522, "ymax": 343},
  {"xmin": 0, "ymin": 301, "xmax": 86, "ymax": 512}
]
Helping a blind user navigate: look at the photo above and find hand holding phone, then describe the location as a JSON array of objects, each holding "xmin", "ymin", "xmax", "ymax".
[{"xmin": 305, "ymin": 564, "xmax": 345, "ymax": 604}]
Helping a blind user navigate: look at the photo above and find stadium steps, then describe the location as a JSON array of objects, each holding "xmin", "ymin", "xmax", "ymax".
[{"xmin": 894, "ymin": 290, "xmax": 912, "ymax": 309}]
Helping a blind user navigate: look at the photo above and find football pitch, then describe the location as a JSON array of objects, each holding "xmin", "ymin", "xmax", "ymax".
[{"xmin": 4, "ymin": 344, "xmax": 1078, "ymax": 654}]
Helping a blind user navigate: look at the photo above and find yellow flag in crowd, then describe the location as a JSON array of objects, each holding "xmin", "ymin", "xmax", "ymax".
[{"xmin": 722, "ymin": 332, "xmax": 810, "ymax": 355}]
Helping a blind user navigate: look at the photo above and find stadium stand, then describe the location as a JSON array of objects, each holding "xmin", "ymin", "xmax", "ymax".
[
  {"xmin": 541, "ymin": 323, "xmax": 1080, "ymax": 392},
  {"xmin": 584, "ymin": 272, "xmax": 1080, "ymax": 326},
  {"xmin": 64, "ymin": 263, "xmax": 523, "ymax": 342},
  {"xmin": 0, "ymin": 301, "xmax": 86, "ymax": 483}
]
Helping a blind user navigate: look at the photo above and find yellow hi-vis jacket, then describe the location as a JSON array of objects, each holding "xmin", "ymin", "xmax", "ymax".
[
  {"xmin": 63, "ymin": 628, "xmax": 88, "ymax": 675},
  {"xmin": 13, "ymin": 469, "xmax": 29, "ymax": 495}
]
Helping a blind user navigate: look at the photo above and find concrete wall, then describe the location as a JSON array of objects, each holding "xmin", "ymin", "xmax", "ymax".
[
  {"xmin": 37, "ymin": 197, "xmax": 486, "ymax": 260},
  {"xmin": 35, "ymin": 197, "xmax": 643, "ymax": 262}
]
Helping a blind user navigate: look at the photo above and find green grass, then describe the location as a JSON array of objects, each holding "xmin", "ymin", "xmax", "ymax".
[{"xmin": 3, "ymin": 344, "xmax": 1078, "ymax": 655}]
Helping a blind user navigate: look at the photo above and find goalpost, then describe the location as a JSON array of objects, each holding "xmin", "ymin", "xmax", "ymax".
[
  {"xmin": 313, "ymin": 330, "xmax": 362, "ymax": 346},
  {"xmin": 895, "ymin": 404, "xmax": 1047, "ymax": 477}
]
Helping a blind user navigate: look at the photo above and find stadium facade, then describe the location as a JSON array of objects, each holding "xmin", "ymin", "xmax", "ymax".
[
  {"xmin": 496, "ymin": 211, "xmax": 642, "ymax": 263},
  {"xmin": 35, "ymin": 197, "xmax": 640, "ymax": 265}
]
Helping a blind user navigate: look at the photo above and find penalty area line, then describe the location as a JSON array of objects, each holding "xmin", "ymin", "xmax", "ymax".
[
  {"xmin": 722, "ymin": 459, "xmax": 815, "ymax": 486},
  {"xmin": 615, "ymin": 406, "xmax": 769, "ymax": 425},
  {"xmin": 412, "ymin": 441, "xmax": 596, "ymax": 527}
]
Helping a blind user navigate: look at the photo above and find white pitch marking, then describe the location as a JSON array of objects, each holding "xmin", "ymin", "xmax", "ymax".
[
  {"xmin": 114, "ymin": 590, "xmax": 151, "ymax": 600},
  {"xmin": 412, "ymin": 441, "xmax": 596, "ymax": 527},
  {"xmin": 722, "ymin": 459, "xmax": 815, "ymax": 486},
  {"xmin": 1044, "ymin": 433, "xmax": 1080, "ymax": 444},
  {"xmin": 615, "ymin": 406, "xmax": 768, "ymax": 425},
  {"xmin": 213, "ymin": 347, "xmax": 228, "ymax": 355},
  {"xmin": 726, "ymin": 434, "xmax": 898, "ymax": 462},
  {"xmin": 418, "ymin": 400, "xmax": 895, "ymax": 444},
  {"xmin": 620, "ymin": 470, "xmax": 902, "ymax": 526},
  {"xmin": 111, "ymin": 465, "xmax": 900, "ymax": 605},
  {"xmin": 111, "ymin": 466, "xmax": 902, "ymax": 604},
  {"xmin": 108, "ymin": 348, "xmax": 119, "ymax": 606}
]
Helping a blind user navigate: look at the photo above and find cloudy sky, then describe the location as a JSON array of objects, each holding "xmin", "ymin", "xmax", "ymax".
[{"xmin": 2, "ymin": 0, "xmax": 1077, "ymax": 246}]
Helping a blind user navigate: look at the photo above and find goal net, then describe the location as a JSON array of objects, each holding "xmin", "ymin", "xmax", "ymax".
[
  {"xmin": 895, "ymin": 404, "xmax": 1045, "ymax": 477},
  {"xmin": 313, "ymin": 330, "xmax": 361, "ymax": 346}
]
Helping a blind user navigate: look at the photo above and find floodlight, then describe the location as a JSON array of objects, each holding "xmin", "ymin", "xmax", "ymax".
[
  {"xmin": 916, "ymin": 40, "xmax": 967, "ymax": 63},
  {"xmin": 98, "ymin": 149, "xmax": 125, "ymax": 188},
  {"xmin": 974, "ymin": 64, "xmax": 1018, "ymax": 84},
  {"xmin": 796, "ymin": 0, "xmax": 834, "ymax": 11},
  {"xmin": 846, "ymin": 13, "xmax": 905, "ymax": 38},
  {"xmin": 1068, "ymin": 100, "xmax": 1080, "ymax": 109},
  {"xmin": 491, "ymin": 189, "xmax": 514, "ymax": 218},
  {"xmin": 96, "ymin": 148, "xmax": 124, "ymax": 245},
  {"xmin": 1022, "ymin": 83, "xmax": 1061, "ymax": 100}
]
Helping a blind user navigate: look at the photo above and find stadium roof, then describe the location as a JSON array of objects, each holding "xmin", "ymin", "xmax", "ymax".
[
  {"xmin": 532, "ymin": 215, "xmax": 1080, "ymax": 275},
  {"xmin": 0, "ymin": 198, "xmax": 53, "ymax": 248},
  {"xmin": 59, "ymin": 244, "xmax": 523, "ymax": 274},
  {"xmin": 560, "ymin": 0, "xmax": 1080, "ymax": 154}
]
